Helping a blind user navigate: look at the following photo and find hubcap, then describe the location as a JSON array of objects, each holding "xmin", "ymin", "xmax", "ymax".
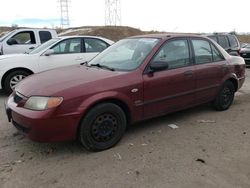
[
  {"xmin": 91, "ymin": 113, "xmax": 118, "ymax": 142},
  {"xmin": 10, "ymin": 75, "xmax": 26, "ymax": 89},
  {"xmin": 221, "ymin": 87, "xmax": 232, "ymax": 106}
]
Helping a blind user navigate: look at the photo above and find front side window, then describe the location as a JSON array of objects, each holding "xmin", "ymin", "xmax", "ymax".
[
  {"xmin": 29, "ymin": 38, "xmax": 59, "ymax": 54},
  {"xmin": 85, "ymin": 38, "xmax": 109, "ymax": 52},
  {"xmin": 88, "ymin": 38, "xmax": 159, "ymax": 71},
  {"xmin": 10, "ymin": 31, "xmax": 36, "ymax": 45},
  {"xmin": 192, "ymin": 39, "xmax": 213, "ymax": 64},
  {"xmin": 51, "ymin": 38, "xmax": 81, "ymax": 54},
  {"xmin": 152, "ymin": 39, "xmax": 190, "ymax": 69}
]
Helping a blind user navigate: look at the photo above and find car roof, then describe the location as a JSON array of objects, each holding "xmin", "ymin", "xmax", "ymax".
[
  {"xmin": 57, "ymin": 35, "xmax": 107, "ymax": 39},
  {"xmin": 128, "ymin": 33, "xmax": 205, "ymax": 39}
]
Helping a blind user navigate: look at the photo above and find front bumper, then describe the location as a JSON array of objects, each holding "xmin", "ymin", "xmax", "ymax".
[{"xmin": 5, "ymin": 93, "xmax": 82, "ymax": 142}]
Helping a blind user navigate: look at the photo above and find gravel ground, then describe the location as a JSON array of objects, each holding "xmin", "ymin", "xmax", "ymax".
[{"xmin": 0, "ymin": 69, "xmax": 249, "ymax": 188}]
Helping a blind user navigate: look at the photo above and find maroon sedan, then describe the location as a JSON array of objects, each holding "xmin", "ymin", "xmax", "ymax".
[{"xmin": 5, "ymin": 34, "xmax": 245, "ymax": 151}]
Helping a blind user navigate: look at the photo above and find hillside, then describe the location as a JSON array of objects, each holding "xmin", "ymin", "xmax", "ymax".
[{"xmin": 1, "ymin": 26, "xmax": 250, "ymax": 43}]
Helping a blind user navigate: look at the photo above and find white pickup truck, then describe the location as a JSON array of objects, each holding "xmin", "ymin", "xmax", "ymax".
[{"xmin": 0, "ymin": 28, "xmax": 57, "ymax": 55}]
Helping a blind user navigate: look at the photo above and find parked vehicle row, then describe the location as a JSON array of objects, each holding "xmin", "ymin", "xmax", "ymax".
[
  {"xmin": 5, "ymin": 34, "xmax": 246, "ymax": 151},
  {"xmin": 0, "ymin": 35, "xmax": 114, "ymax": 93}
]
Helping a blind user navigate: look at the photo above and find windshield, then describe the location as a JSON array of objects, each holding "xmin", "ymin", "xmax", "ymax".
[
  {"xmin": 0, "ymin": 30, "xmax": 15, "ymax": 42},
  {"xmin": 88, "ymin": 38, "xmax": 160, "ymax": 71},
  {"xmin": 29, "ymin": 38, "xmax": 60, "ymax": 54}
]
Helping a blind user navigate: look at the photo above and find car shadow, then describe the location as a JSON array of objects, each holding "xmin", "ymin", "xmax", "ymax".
[{"xmin": 9, "ymin": 103, "xmax": 213, "ymax": 159}]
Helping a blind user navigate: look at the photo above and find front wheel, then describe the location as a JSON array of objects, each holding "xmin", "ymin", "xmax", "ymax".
[
  {"xmin": 79, "ymin": 103, "xmax": 127, "ymax": 151},
  {"xmin": 212, "ymin": 81, "xmax": 235, "ymax": 111},
  {"xmin": 4, "ymin": 70, "xmax": 30, "ymax": 94}
]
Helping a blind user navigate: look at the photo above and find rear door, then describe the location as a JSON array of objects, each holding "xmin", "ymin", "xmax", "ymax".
[
  {"xmin": 143, "ymin": 38, "xmax": 196, "ymax": 119},
  {"xmin": 191, "ymin": 38, "xmax": 228, "ymax": 104}
]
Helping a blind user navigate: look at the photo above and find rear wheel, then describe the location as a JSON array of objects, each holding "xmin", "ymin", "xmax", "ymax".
[
  {"xmin": 4, "ymin": 70, "xmax": 30, "ymax": 94},
  {"xmin": 79, "ymin": 103, "xmax": 127, "ymax": 151},
  {"xmin": 212, "ymin": 81, "xmax": 235, "ymax": 111}
]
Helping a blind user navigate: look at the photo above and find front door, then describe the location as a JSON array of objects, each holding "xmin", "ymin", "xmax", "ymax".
[{"xmin": 143, "ymin": 39, "xmax": 196, "ymax": 119}]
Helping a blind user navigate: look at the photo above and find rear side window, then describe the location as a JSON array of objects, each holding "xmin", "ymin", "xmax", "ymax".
[
  {"xmin": 192, "ymin": 39, "xmax": 212, "ymax": 64},
  {"xmin": 217, "ymin": 36, "xmax": 229, "ymax": 49},
  {"xmin": 211, "ymin": 45, "xmax": 224, "ymax": 61},
  {"xmin": 84, "ymin": 38, "xmax": 109, "ymax": 53},
  {"xmin": 39, "ymin": 31, "xmax": 52, "ymax": 44},
  {"xmin": 227, "ymin": 35, "xmax": 239, "ymax": 48},
  {"xmin": 152, "ymin": 39, "xmax": 190, "ymax": 69}
]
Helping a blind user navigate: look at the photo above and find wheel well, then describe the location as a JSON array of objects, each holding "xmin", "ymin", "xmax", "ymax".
[
  {"xmin": 76, "ymin": 98, "xmax": 131, "ymax": 138},
  {"xmin": 227, "ymin": 78, "xmax": 238, "ymax": 91},
  {"xmin": 1, "ymin": 68, "xmax": 33, "ymax": 89}
]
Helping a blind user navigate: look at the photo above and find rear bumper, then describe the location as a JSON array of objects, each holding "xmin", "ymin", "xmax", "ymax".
[{"xmin": 5, "ymin": 95, "xmax": 82, "ymax": 142}]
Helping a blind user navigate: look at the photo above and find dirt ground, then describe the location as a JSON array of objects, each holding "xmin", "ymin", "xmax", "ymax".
[{"xmin": 0, "ymin": 69, "xmax": 250, "ymax": 188}]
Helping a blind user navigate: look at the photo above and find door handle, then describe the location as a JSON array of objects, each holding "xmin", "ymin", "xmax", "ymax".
[
  {"xmin": 29, "ymin": 46, "xmax": 35, "ymax": 50},
  {"xmin": 183, "ymin": 70, "xmax": 193, "ymax": 77}
]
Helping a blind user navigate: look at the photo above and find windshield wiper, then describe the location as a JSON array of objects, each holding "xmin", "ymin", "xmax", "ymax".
[
  {"xmin": 80, "ymin": 61, "xmax": 87, "ymax": 65},
  {"xmin": 88, "ymin": 63, "xmax": 115, "ymax": 71}
]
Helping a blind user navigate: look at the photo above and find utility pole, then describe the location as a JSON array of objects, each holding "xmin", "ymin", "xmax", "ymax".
[
  {"xmin": 105, "ymin": 0, "xmax": 121, "ymax": 26},
  {"xmin": 59, "ymin": 0, "xmax": 70, "ymax": 28}
]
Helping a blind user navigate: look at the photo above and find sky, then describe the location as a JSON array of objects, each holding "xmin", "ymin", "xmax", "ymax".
[{"xmin": 0, "ymin": 0, "xmax": 250, "ymax": 33}]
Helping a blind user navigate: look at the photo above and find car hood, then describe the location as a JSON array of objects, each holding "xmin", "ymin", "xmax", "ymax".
[
  {"xmin": 0, "ymin": 53, "xmax": 29, "ymax": 61},
  {"xmin": 15, "ymin": 65, "xmax": 126, "ymax": 97}
]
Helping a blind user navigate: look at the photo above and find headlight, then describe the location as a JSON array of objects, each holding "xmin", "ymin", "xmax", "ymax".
[{"xmin": 24, "ymin": 96, "xmax": 63, "ymax": 111}]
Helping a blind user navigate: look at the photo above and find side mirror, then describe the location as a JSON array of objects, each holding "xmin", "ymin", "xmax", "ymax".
[
  {"xmin": 149, "ymin": 61, "xmax": 169, "ymax": 72},
  {"xmin": 44, "ymin": 49, "xmax": 54, "ymax": 56},
  {"xmin": 7, "ymin": 38, "xmax": 18, "ymax": 45}
]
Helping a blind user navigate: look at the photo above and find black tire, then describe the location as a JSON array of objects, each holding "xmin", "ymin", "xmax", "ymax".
[
  {"xmin": 79, "ymin": 103, "xmax": 127, "ymax": 151},
  {"xmin": 4, "ymin": 70, "xmax": 30, "ymax": 94},
  {"xmin": 212, "ymin": 81, "xmax": 235, "ymax": 111}
]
